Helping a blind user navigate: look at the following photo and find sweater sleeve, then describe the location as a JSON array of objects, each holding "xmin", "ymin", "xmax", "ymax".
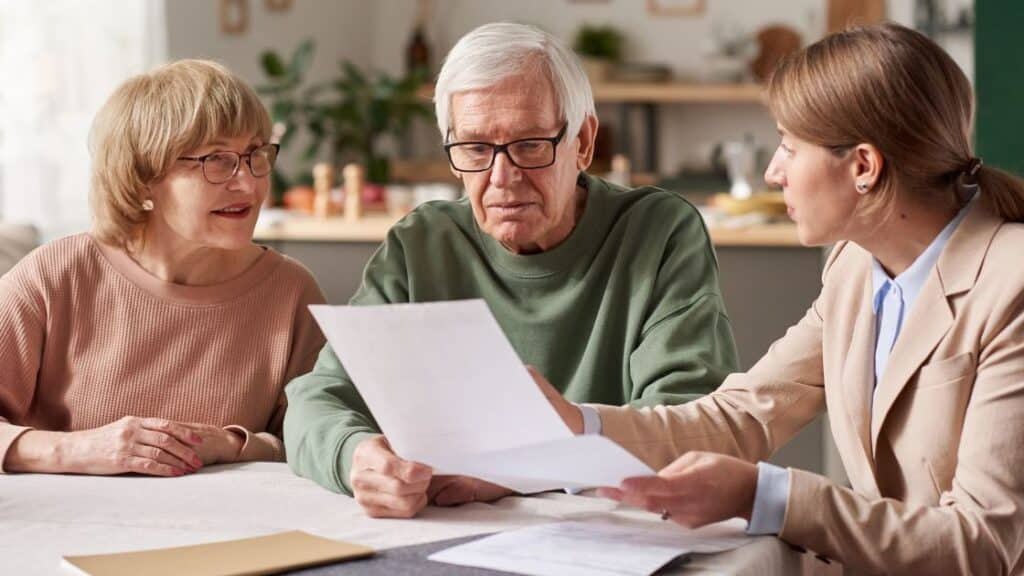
[
  {"xmin": 284, "ymin": 229, "xmax": 409, "ymax": 494},
  {"xmin": 0, "ymin": 264, "xmax": 47, "ymax": 472},
  {"xmin": 226, "ymin": 262, "xmax": 328, "ymax": 463},
  {"xmin": 627, "ymin": 201, "xmax": 740, "ymax": 408}
]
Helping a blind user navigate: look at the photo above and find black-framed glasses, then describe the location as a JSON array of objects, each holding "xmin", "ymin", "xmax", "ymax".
[
  {"xmin": 444, "ymin": 124, "xmax": 567, "ymax": 172},
  {"xmin": 178, "ymin": 143, "xmax": 280, "ymax": 184}
]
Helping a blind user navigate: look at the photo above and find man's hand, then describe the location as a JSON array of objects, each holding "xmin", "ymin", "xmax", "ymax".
[
  {"xmin": 428, "ymin": 475, "xmax": 515, "ymax": 507},
  {"xmin": 527, "ymin": 365, "xmax": 583, "ymax": 434},
  {"xmin": 350, "ymin": 435, "xmax": 432, "ymax": 518}
]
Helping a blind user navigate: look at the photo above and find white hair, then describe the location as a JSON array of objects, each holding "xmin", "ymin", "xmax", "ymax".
[{"xmin": 434, "ymin": 22, "xmax": 595, "ymax": 142}]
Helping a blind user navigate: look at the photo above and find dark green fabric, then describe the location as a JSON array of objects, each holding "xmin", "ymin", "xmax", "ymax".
[{"xmin": 284, "ymin": 173, "xmax": 739, "ymax": 494}]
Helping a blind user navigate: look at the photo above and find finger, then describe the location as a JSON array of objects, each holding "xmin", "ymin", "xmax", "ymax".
[
  {"xmin": 121, "ymin": 455, "xmax": 184, "ymax": 477},
  {"xmin": 660, "ymin": 452, "xmax": 702, "ymax": 475},
  {"xmin": 620, "ymin": 475, "xmax": 674, "ymax": 494},
  {"xmin": 355, "ymin": 489, "xmax": 428, "ymax": 519},
  {"xmin": 427, "ymin": 475, "xmax": 460, "ymax": 500},
  {"xmin": 136, "ymin": 430, "xmax": 202, "ymax": 469},
  {"xmin": 367, "ymin": 450, "xmax": 431, "ymax": 484},
  {"xmin": 433, "ymin": 480, "xmax": 475, "ymax": 507},
  {"xmin": 351, "ymin": 469, "xmax": 430, "ymax": 497},
  {"xmin": 132, "ymin": 442, "xmax": 194, "ymax": 473},
  {"xmin": 597, "ymin": 487, "xmax": 624, "ymax": 501},
  {"xmin": 140, "ymin": 418, "xmax": 203, "ymax": 446}
]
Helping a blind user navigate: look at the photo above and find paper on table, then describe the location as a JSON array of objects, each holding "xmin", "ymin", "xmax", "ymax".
[
  {"xmin": 62, "ymin": 531, "xmax": 373, "ymax": 576},
  {"xmin": 428, "ymin": 519, "xmax": 751, "ymax": 576},
  {"xmin": 309, "ymin": 300, "xmax": 655, "ymax": 492}
]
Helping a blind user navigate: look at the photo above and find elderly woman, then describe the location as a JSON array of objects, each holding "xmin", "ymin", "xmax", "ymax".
[
  {"xmin": 537, "ymin": 23, "xmax": 1024, "ymax": 573},
  {"xmin": 0, "ymin": 60, "xmax": 325, "ymax": 476}
]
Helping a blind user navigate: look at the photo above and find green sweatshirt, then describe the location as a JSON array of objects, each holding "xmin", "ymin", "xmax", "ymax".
[{"xmin": 284, "ymin": 172, "xmax": 739, "ymax": 494}]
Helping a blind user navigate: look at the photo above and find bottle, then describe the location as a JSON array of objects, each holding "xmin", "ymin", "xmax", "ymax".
[
  {"xmin": 406, "ymin": 25, "xmax": 430, "ymax": 78},
  {"xmin": 607, "ymin": 154, "xmax": 631, "ymax": 187},
  {"xmin": 312, "ymin": 162, "xmax": 334, "ymax": 218},
  {"xmin": 343, "ymin": 163, "xmax": 364, "ymax": 222}
]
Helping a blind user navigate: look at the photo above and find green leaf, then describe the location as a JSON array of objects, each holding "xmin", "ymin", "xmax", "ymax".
[
  {"xmin": 290, "ymin": 39, "xmax": 316, "ymax": 79},
  {"xmin": 261, "ymin": 51, "xmax": 286, "ymax": 78}
]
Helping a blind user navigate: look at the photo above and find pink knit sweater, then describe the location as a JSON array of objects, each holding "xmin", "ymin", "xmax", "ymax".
[{"xmin": 0, "ymin": 234, "xmax": 326, "ymax": 470}]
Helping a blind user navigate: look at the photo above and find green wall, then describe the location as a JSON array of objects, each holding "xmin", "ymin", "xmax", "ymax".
[{"xmin": 975, "ymin": 1, "xmax": 1024, "ymax": 176}]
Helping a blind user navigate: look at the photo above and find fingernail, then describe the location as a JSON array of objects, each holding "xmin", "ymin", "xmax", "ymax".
[
  {"xmin": 191, "ymin": 434, "xmax": 203, "ymax": 444},
  {"xmin": 192, "ymin": 456, "xmax": 202, "ymax": 467}
]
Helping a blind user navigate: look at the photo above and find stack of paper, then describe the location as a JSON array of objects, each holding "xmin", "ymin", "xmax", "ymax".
[
  {"xmin": 310, "ymin": 300, "xmax": 655, "ymax": 493},
  {"xmin": 429, "ymin": 519, "xmax": 751, "ymax": 576}
]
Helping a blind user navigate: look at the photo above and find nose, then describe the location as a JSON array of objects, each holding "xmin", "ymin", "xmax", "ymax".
[
  {"xmin": 764, "ymin": 148, "xmax": 786, "ymax": 189},
  {"xmin": 489, "ymin": 150, "xmax": 520, "ymax": 188}
]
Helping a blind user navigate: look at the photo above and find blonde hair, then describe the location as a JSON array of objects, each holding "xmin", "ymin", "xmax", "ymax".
[
  {"xmin": 89, "ymin": 59, "xmax": 272, "ymax": 247},
  {"xmin": 768, "ymin": 22, "xmax": 1024, "ymax": 222}
]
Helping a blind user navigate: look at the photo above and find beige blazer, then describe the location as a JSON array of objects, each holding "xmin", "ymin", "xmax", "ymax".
[{"xmin": 592, "ymin": 202, "xmax": 1024, "ymax": 574}]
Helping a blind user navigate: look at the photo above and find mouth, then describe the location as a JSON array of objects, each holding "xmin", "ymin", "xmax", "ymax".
[
  {"xmin": 487, "ymin": 201, "xmax": 537, "ymax": 215},
  {"xmin": 211, "ymin": 203, "xmax": 253, "ymax": 219}
]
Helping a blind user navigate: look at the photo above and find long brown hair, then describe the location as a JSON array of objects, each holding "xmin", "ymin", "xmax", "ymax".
[{"xmin": 767, "ymin": 22, "xmax": 1024, "ymax": 222}]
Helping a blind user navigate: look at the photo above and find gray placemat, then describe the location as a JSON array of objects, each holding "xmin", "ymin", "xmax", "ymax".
[
  {"xmin": 288, "ymin": 534, "xmax": 519, "ymax": 576},
  {"xmin": 288, "ymin": 532, "xmax": 693, "ymax": 576}
]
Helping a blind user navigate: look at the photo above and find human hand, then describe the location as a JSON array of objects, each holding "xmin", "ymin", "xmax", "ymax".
[
  {"xmin": 526, "ymin": 365, "xmax": 583, "ymax": 435},
  {"xmin": 350, "ymin": 435, "xmax": 432, "ymax": 518},
  {"xmin": 427, "ymin": 475, "xmax": 515, "ymax": 507},
  {"xmin": 57, "ymin": 416, "xmax": 205, "ymax": 477},
  {"xmin": 598, "ymin": 451, "xmax": 758, "ymax": 528},
  {"xmin": 177, "ymin": 423, "xmax": 245, "ymax": 465}
]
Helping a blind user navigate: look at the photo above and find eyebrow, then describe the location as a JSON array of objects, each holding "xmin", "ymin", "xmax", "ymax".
[
  {"xmin": 454, "ymin": 125, "xmax": 559, "ymax": 142},
  {"xmin": 201, "ymin": 138, "xmax": 263, "ymax": 151}
]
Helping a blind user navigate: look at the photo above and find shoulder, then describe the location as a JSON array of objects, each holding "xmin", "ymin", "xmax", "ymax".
[
  {"xmin": 3, "ymin": 233, "xmax": 101, "ymax": 290},
  {"xmin": 266, "ymin": 249, "xmax": 326, "ymax": 305},
  {"xmin": 975, "ymin": 220, "xmax": 1024, "ymax": 300}
]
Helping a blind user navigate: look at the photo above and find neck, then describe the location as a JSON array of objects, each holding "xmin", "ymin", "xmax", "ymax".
[
  {"xmin": 131, "ymin": 228, "xmax": 262, "ymax": 286},
  {"xmin": 503, "ymin": 184, "xmax": 588, "ymax": 254},
  {"xmin": 853, "ymin": 194, "xmax": 959, "ymax": 277}
]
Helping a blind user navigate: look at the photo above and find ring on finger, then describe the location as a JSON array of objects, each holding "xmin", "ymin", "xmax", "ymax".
[{"xmin": 660, "ymin": 509, "xmax": 671, "ymax": 521}]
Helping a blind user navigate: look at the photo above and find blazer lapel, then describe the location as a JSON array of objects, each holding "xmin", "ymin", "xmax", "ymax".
[
  {"xmin": 870, "ymin": 276, "xmax": 952, "ymax": 450},
  {"xmin": 841, "ymin": 279, "xmax": 877, "ymax": 471},
  {"xmin": 869, "ymin": 201, "xmax": 1003, "ymax": 452}
]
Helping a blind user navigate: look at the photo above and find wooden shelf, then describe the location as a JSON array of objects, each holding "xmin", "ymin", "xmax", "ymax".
[
  {"xmin": 419, "ymin": 82, "xmax": 766, "ymax": 105},
  {"xmin": 592, "ymin": 82, "xmax": 766, "ymax": 104},
  {"xmin": 255, "ymin": 212, "xmax": 802, "ymax": 247}
]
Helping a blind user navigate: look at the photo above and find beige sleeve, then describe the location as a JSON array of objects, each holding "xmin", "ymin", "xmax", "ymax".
[
  {"xmin": 223, "ymin": 425, "xmax": 285, "ymax": 462},
  {"xmin": 592, "ymin": 297, "xmax": 827, "ymax": 470},
  {"xmin": 0, "ymin": 271, "xmax": 46, "ymax": 472}
]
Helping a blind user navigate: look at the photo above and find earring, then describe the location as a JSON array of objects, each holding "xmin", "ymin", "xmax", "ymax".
[
  {"xmin": 856, "ymin": 181, "xmax": 870, "ymax": 192},
  {"xmin": 141, "ymin": 199, "xmax": 154, "ymax": 211}
]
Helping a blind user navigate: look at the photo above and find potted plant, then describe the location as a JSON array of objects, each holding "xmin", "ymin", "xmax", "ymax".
[
  {"xmin": 573, "ymin": 24, "xmax": 624, "ymax": 83},
  {"xmin": 258, "ymin": 40, "xmax": 433, "ymax": 203}
]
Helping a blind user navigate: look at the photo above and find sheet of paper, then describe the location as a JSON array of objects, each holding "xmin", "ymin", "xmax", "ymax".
[
  {"xmin": 62, "ymin": 530, "xmax": 373, "ymax": 576},
  {"xmin": 428, "ymin": 519, "xmax": 751, "ymax": 576},
  {"xmin": 310, "ymin": 300, "xmax": 655, "ymax": 492}
]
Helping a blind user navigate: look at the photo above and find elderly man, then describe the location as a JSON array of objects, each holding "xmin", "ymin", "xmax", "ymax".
[{"xmin": 284, "ymin": 22, "xmax": 739, "ymax": 517}]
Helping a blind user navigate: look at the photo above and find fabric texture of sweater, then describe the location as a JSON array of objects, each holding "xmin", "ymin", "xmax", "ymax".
[
  {"xmin": 0, "ymin": 234, "xmax": 326, "ymax": 470},
  {"xmin": 285, "ymin": 173, "xmax": 739, "ymax": 494}
]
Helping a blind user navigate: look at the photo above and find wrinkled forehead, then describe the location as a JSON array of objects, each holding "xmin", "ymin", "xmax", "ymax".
[{"xmin": 449, "ymin": 74, "xmax": 561, "ymax": 141}]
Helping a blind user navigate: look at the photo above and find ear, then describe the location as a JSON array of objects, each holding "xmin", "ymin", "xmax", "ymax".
[
  {"xmin": 575, "ymin": 114, "xmax": 599, "ymax": 171},
  {"xmin": 850, "ymin": 143, "xmax": 884, "ymax": 196}
]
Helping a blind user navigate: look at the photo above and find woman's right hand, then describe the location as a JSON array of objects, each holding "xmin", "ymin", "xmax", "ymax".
[{"xmin": 7, "ymin": 416, "xmax": 206, "ymax": 476}]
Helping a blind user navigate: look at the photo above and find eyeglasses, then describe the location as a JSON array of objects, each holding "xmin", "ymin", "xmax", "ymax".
[
  {"xmin": 444, "ymin": 124, "xmax": 567, "ymax": 172},
  {"xmin": 178, "ymin": 143, "xmax": 280, "ymax": 184}
]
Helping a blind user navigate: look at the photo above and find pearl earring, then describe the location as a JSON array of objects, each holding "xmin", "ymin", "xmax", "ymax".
[{"xmin": 141, "ymin": 199, "xmax": 154, "ymax": 211}]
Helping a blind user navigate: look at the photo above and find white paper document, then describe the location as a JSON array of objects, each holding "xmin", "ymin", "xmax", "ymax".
[
  {"xmin": 428, "ymin": 519, "xmax": 751, "ymax": 576},
  {"xmin": 309, "ymin": 300, "xmax": 655, "ymax": 493}
]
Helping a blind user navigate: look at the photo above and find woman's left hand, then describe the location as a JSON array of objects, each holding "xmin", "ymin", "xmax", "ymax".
[{"xmin": 599, "ymin": 451, "xmax": 758, "ymax": 528}]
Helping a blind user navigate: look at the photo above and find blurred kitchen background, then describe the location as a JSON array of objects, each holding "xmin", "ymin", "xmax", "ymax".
[{"xmin": 0, "ymin": 0, "xmax": 1020, "ymax": 481}]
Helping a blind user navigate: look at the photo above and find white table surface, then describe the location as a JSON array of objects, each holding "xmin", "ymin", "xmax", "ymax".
[{"xmin": 1, "ymin": 463, "xmax": 807, "ymax": 575}]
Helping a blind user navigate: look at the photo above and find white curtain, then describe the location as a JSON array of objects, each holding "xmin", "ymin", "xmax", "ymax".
[{"xmin": 0, "ymin": 0, "xmax": 166, "ymax": 240}]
